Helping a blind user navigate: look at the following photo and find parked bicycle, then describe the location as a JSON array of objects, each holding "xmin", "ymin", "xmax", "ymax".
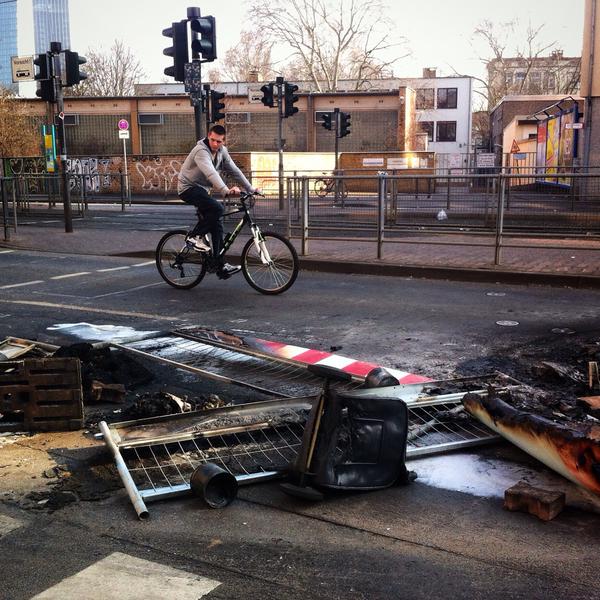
[
  {"xmin": 313, "ymin": 176, "xmax": 348, "ymax": 199},
  {"xmin": 155, "ymin": 191, "xmax": 299, "ymax": 294}
]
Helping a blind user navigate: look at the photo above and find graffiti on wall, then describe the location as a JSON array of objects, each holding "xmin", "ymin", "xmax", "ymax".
[
  {"xmin": 5, "ymin": 157, "xmax": 48, "ymax": 193},
  {"xmin": 134, "ymin": 157, "xmax": 182, "ymax": 191},
  {"xmin": 66, "ymin": 157, "xmax": 121, "ymax": 193}
]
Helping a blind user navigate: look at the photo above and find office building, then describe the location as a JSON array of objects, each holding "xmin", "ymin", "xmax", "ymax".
[
  {"xmin": 33, "ymin": 0, "xmax": 71, "ymax": 54},
  {"xmin": 0, "ymin": 0, "xmax": 18, "ymax": 92}
]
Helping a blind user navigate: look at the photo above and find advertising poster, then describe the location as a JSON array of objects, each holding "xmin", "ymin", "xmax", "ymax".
[
  {"xmin": 545, "ymin": 115, "xmax": 560, "ymax": 177},
  {"xmin": 558, "ymin": 111, "xmax": 574, "ymax": 184},
  {"xmin": 536, "ymin": 120, "xmax": 547, "ymax": 175}
]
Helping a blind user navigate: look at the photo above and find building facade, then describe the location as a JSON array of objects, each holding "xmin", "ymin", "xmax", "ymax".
[
  {"xmin": 0, "ymin": 0, "xmax": 18, "ymax": 93},
  {"xmin": 33, "ymin": 0, "xmax": 71, "ymax": 54}
]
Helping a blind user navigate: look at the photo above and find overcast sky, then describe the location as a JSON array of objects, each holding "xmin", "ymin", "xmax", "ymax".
[{"xmin": 16, "ymin": 0, "xmax": 585, "ymax": 94}]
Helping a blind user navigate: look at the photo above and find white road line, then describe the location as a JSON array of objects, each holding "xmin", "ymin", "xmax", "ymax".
[
  {"xmin": 91, "ymin": 282, "xmax": 163, "ymax": 298},
  {"xmin": 40, "ymin": 220, "xmax": 60, "ymax": 223},
  {"xmin": 50, "ymin": 272, "xmax": 92, "ymax": 280},
  {"xmin": 0, "ymin": 249, "xmax": 15, "ymax": 254},
  {"xmin": 0, "ymin": 298, "xmax": 178, "ymax": 321},
  {"xmin": 96, "ymin": 266, "xmax": 131, "ymax": 272},
  {"xmin": 131, "ymin": 260, "xmax": 155, "ymax": 267},
  {"xmin": 0, "ymin": 280, "xmax": 44, "ymax": 289},
  {"xmin": 31, "ymin": 552, "xmax": 220, "ymax": 599}
]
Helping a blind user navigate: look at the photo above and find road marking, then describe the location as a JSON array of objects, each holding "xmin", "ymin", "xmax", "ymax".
[
  {"xmin": 96, "ymin": 266, "xmax": 131, "ymax": 272},
  {"xmin": 50, "ymin": 272, "xmax": 92, "ymax": 280},
  {"xmin": 0, "ymin": 513, "xmax": 24, "ymax": 537},
  {"xmin": 40, "ymin": 220, "xmax": 60, "ymax": 224},
  {"xmin": 31, "ymin": 552, "xmax": 220, "ymax": 599},
  {"xmin": 131, "ymin": 260, "xmax": 155, "ymax": 267},
  {"xmin": 0, "ymin": 299, "xmax": 178, "ymax": 321},
  {"xmin": 0, "ymin": 280, "xmax": 44, "ymax": 289},
  {"xmin": 0, "ymin": 249, "xmax": 15, "ymax": 254},
  {"xmin": 91, "ymin": 282, "xmax": 163, "ymax": 299}
]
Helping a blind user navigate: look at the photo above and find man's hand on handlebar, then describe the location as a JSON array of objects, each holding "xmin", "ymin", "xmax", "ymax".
[{"xmin": 226, "ymin": 186, "xmax": 241, "ymax": 196}]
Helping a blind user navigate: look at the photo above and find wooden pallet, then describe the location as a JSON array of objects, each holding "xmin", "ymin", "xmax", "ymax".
[{"xmin": 0, "ymin": 357, "xmax": 84, "ymax": 431}]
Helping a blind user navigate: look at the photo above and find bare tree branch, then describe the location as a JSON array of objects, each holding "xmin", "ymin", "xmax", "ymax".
[
  {"xmin": 0, "ymin": 89, "xmax": 40, "ymax": 157},
  {"xmin": 65, "ymin": 40, "xmax": 145, "ymax": 97}
]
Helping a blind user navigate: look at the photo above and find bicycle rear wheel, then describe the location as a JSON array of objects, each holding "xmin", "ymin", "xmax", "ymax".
[
  {"xmin": 241, "ymin": 231, "xmax": 299, "ymax": 295},
  {"xmin": 155, "ymin": 229, "xmax": 207, "ymax": 289},
  {"xmin": 314, "ymin": 178, "xmax": 329, "ymax": 198}
]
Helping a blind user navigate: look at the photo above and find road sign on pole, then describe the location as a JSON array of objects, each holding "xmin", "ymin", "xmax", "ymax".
[
  {"xmin": 118, "ymin": 119, "xmax": 129, "ymax": 130},
  {"xmin": 510, "ymin": 139, "xmax": 521, "ymax": 153},
  {"xmin": 11, "ymin": 56, "xmax": 34, "ymax": 82}
]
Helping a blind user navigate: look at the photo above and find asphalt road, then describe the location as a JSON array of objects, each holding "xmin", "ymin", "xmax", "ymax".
[{"xmin": 1, "ymin": 248, "xmax": 600, "ymax": 599}]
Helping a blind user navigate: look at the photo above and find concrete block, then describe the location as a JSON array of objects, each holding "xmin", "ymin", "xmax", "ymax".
[{"xmin": 504, "ymin": 480, "xmax": 566, "ymax": 521}]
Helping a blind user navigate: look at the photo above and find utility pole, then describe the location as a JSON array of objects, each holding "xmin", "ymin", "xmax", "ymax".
[{"xmin": 188, "ymin": 7, "xmax": 204, "ymax": 141}]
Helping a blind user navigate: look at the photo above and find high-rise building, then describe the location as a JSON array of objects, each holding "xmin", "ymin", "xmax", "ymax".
[
  {"xmin": 33, "ymin": 0, "xmax": 71, "ymax": 54},
  {"xmin": 0, "ymin": 0, "xmax": 18, "ymax": 93}
]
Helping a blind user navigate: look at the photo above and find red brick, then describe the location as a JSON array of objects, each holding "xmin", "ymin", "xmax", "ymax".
[{"xmin": 504, "ymin": 480, "xmax": 566, "ymax": 521}]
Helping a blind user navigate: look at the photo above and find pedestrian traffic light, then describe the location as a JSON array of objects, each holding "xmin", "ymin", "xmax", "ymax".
[
  {"xmin": 190, "ymin": 15, "xmax": 217, "ymax": 62},
  {"xmin": 260, "ymin": 83, "xmax": 274, "ymax": 107},
  {"xmin": 339, "ymin": 111, "xmax": 351, "ymax": 138},
  {"xmin": 64, "ymin": 50, "xmax": 87, "ymax": 87},
  {"xmin": 210, "ymin": 90, "xmax": 226, "ymax": 122},
  {"xmin": 321, "ymin": 112, "xmax": 333, "ymax": 130},
  {"xmin": 34, "ymin": 53, "xmax": 55, "ymax": 102},
  {"xmin": 283, "ymin": 82, "xmax": 299, "ymax": 118},
  {"xmin": 163, "ymin": 20, "xmax": 188, "ymax": 82}
]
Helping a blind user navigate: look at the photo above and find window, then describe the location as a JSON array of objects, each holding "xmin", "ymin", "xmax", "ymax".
[
  {"xmin": 418, "ymin": 121, "xmax": 434, "ymax": 142},
  {"xmin": 63, "ymin": 114, "xmax": 79, "ymax": 126},
  {"xmin": 436, "ymin": 121, "xmax": 456, "ymax": 142},
  {"xmin": 530, "ymin": 71, "xmax": 541, "ymax": 83},
  {"xmin": 437, "ymin": 88, "xmax": 457, "ymax": 109},
  {"xmin": 515, "ymin": 72, "xmax": 526, "ymax": 83},
  {"xmin": 415, "ymin": 88, "xmax": 434, "ymax": 110},
  {"xmin": 225, "ymin": 112, "xmax": 250, "ymax": 124},
  {"xmin": 138, "ymin": 113, "xmax": 163, "ymax": 125},
  {"xmin": 505, "ymin": 73, "xmax": 513, "ymax": 87}
]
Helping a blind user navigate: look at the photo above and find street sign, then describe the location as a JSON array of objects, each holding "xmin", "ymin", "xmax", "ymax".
[
  {"xmin": 565, "ymin": 122, "xmax": 583, "ymax": 130},
  {"xmin": 248, "ymin": 88, "xmax": 263, "ymax": 104},
  {"xmin": 118, "ymin": 130, "xmax": 130, "ymax": 139},
  {"xmin": 476, "ymin": 153, "xmax": 496, "ymax": 168},
  {"xmin": 118, "ymin": 119, "xmax": 129, "ymax": 130},
  {"xmin": 11, "ymin": 55, "xmax": 34, "ymax": 82},
  {"xmin": 510, "ymin": 139, "xmax": 521, "ymax": 154}
]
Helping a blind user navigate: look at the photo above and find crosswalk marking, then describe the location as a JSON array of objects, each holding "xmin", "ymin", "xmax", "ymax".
[{"xmin": 31, "ymin": 551, "xmax": 220, "ymax": 599}]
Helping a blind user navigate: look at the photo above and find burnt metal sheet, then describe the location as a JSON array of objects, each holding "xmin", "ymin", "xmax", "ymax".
[{"xmin": 464, "ymin": 391, "xmax": 600, "ymax": 497}]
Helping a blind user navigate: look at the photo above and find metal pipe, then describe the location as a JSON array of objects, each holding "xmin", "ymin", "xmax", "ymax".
[
  {"xmin": 377, "ymin": 174, "xmax": 386, "ymax": 259},
  {"xmin": 494, "ymin": 175, "xmax": 506, "ymax": 265},
  {"xmin": 1, "ymin": 179, "xmax": 9, "ymax": 241},
  {"xmin": 99, "ymin": 420, "xmax": 149, "ymax": 520},
  {"xmin": 302, "ymin": 176, "xmax": 309, "ymax": 256}
]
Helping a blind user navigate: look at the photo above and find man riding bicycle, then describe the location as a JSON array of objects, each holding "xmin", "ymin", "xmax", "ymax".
[{"xmin": 177, "ymin": 124, "xmax": 260, "ymax": 279}]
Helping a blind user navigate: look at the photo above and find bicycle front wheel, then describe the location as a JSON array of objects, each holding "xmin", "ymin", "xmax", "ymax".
[
  {"xmin": 241, "ymin": 231, "xmax": 299, "ymax": 295},
  {"xmin": 155, "ymin": 229, "xmax": 207, "ymax": 289}
]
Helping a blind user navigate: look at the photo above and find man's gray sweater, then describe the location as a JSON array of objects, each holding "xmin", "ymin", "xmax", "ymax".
[{"xmin": 177, "ymin": 139, "xmax": 254, "ymax": 196}]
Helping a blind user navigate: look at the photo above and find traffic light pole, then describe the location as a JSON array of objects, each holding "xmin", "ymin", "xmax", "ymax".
[
  {"xmin": 188, "ymin": 7, "xmax": 204, "ymax": 141},
  {"xmin": 203, "ymin": 83, "xmax": 211, "ymax": 136},
  {"xmin": 276, "ymin": 76, "xmax": 284, "ymax": 210},
  {"xmin": 50, "ymin": 42, "xmax": 73, "ymax": 233}
]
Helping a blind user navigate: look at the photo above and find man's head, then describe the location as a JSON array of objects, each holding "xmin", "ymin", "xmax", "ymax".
[{"xmin": 207, "ymin": 124, "xmax": 226, "ymax": 153}]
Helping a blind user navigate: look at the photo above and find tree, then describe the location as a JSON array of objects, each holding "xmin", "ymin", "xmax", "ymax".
[
  {"xmin": 0, "ymin": 89, "xmax": 40, "ymax": 157},
  {"xmin": 209, "ymin": 30, "xmax": 276, "ymax": 83},
  {"xmin": 65, "ymin": 40, "xmax": 145, "ymax": 97},
  {"xmin": 248, "ymin": 0, "xmax": 408, "ymax": 91}
]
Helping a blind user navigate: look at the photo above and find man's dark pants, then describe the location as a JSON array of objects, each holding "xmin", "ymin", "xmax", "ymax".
[{"xmin": 179, "ymin": 187, "xmax": 224, "ymax": 261}]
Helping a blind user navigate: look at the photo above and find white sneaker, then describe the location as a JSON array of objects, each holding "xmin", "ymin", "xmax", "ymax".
[{"xmin": 186, "ymin": 236, "xmax": 211, "ymax": 252}]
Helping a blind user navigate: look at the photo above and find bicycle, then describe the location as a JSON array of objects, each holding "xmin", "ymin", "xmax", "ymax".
[
  {"xmin": 313, "ymin": 176, "xmax": 349, "ymax": 199},
  {"xmin": 155, "ymin": 191, "xmax": 299, "ymax": 295}
]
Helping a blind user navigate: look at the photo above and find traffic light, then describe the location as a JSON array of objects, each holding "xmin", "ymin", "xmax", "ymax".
[
  {"xmin": 64, "ymin": 50, "xmax": 87, "ymax": 87},
  {"xmin": 283, "ymin": 82, "xmax": 299, "ymax": 118},
  {"xmin": 321, "ymin": 112, "xmax": 333, "ymax": 130},
  {"xmin": 339, "ymin": 111, "xmax": 351, "ymax": 138},
  {"xmin": 163, "ymin": 20, "xmax": 188, "ymax": 81},
  {"xmin": 210, "ymin": 90, "xmax": 226, "ymax": 122},
  {"xmin": 34, "ymin": 53, "xmax": 55, "ymax": 102},
  {"xmin": 260, "ymin": 83, "xmax": 274, "ymax": 107},
  {"xmin": 190, "ymin": 16, "xmax": 217, "ymax": 62}
]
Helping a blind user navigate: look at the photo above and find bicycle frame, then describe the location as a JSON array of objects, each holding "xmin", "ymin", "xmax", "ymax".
[{"xmin": 220, "ymin": 195, "xmax": 272, "ymax": 265}]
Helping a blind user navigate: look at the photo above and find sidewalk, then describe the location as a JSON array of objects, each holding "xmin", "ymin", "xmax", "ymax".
[{"xmin": 2, "ymin": 219, "xmax": 600, "ymax": 288}]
